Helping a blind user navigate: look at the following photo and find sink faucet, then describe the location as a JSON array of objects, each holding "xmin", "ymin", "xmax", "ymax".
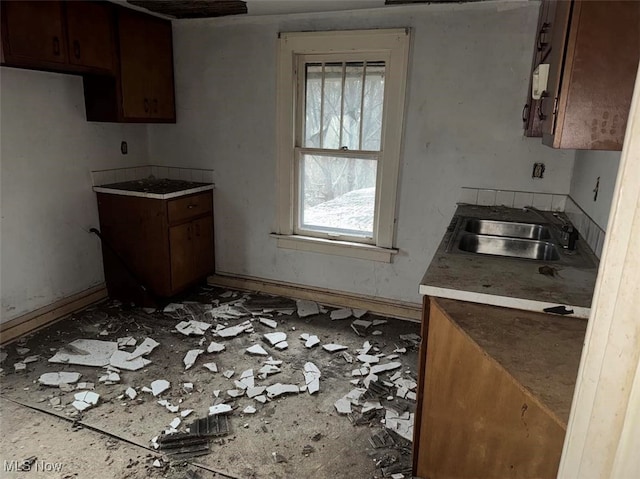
[{"xmin": 524, "ymin": 206, "xmax": 579, "ymax": 251}]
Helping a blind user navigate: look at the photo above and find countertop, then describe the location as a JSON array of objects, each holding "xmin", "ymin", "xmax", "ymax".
[
  {"xmin": 420, "ymin": 204, "xmax": 599, "ymax": 318},
  {"xmin": 435, "ymin": 298, "xmax": 586, "ymax": 426},
  {"xmin": 93, "ymin": 178, "xmax": 214, "ymax": 199}
]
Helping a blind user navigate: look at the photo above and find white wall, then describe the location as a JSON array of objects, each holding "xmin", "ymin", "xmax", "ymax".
[
  {"xmin": 570, "ymin": 150, "xmax": 621, "ymax": 230},
  {"xmin": 0, "ymin": 68, "xmax": 149, "ymax": 323},
  {"xmin": 148, "ymin": 1, "xmax": 575, "ymax": 304}
]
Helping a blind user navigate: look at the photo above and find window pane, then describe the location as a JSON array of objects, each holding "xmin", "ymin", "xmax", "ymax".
[
  {"xmin": 362, "ymin": 62, "xmax": 385, "ymax": 151},
  {"xmin": 304, "ymin": 63, "xmax": 322, "ymax": 148},
  {"xmin": 321, "ymin": 63, "xmax": 343, "ymax": 150},
  {"xmin": 300, "ymin": 154, "xmax": 377, "ymax": 237},
  {"xmin": 342, "ymin": 62, "xmax": 364, "ymax": 150}
]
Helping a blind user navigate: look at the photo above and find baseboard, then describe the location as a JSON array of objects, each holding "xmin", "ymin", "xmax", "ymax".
[
  {"xmin": 0, "ymin": 284, "xmax": 108, "ymax": 345},
  {"xmin": 207, "ymin": 273, "xmax": 421, "ymax": 321}
]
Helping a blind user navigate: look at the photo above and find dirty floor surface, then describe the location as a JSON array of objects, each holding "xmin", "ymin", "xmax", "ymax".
[{"xmin": 0, "ymin": 287, "xmax": 421, "ymax": 479}]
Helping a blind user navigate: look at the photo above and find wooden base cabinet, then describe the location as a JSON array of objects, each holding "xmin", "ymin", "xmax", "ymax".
[
  {"xmin": 96, "ymin": 191, "xmax": 214, "ymax": 305},
  {"xmin": 413, "ymin": 299, "xmax": 576, "ymax": 479}
]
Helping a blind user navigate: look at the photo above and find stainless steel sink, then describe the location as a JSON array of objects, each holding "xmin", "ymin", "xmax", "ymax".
[
  {"xmin": 463, "ymin": 218, "xmax": 551, "ymax": 240},
  {"xmin": 457, "ymin": 233, "xmax": 560, "ymax": 261}
]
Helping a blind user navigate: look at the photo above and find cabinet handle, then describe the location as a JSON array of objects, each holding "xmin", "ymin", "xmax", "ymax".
[
  {"xmin": 73, "ymin": 40, "xmax": 80, "ymax": 59},
  {"xmin": 522, "ymin": 103, "xmax": 530, "ymax": 123},
  {"xmin": 53, "ymin": 37, "xmax": 60, "ymax": 56},
  {"xmin": 187, "ymin": 204, "xmax": 196, "ymax": 209},
  {"xmin": 537, "ymin": 22, "xmax": 551, "ymax": 51},
  {"xmin": 153, "ymin": 98, "xmax": 158, "ymax": 114},
  {"xmin": 537, "ymin": 93, "xmax": 547, "ymax": 121},
  {"xmin": 144, "ymin": 98, "xmax": 150, "ymax": 113}
]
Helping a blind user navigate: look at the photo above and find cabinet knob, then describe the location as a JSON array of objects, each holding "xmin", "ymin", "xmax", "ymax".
[
  {"xmin": 53, "ymin": 37, "xmax": 60, "ymax": 56},
  {"xmin": 73, "ymin": 40, "xmax": 81, "ymax": 59},
  {"xmin": 522, "ymin": 103, "xmax": 530, "ymax": 123},
  {"xmin": 187, "ymin": 204, "xmax": 196, "ymax": 209},
  {"xmin": 144, "ymin": 98, "xmax": 150, "ymax": 113},
  {"xmin": 537, "ymin": 93, "xmax": 548, "ymax": 121}
]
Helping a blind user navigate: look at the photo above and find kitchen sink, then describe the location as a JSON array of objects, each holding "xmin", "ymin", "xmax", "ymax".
[
  {"xmin": 457, "ymin": 233, "xmax": 560, "ymax": 261},
  {"xmin": 463, "ymin": 218, "xmax": 551, "ymax": 240}
]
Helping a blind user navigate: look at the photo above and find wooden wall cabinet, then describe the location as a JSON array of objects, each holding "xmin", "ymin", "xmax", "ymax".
[
  {"xmin": 1, "ymin": 0, "xmax": 115, "ymax": 75},
  {"xmin": 83, "ymin": 7, "xmax": 176, "ymax": 123},
  {"xmin": 539, "ymin": 0, "xmax": 639, "ymax": 150},
  {"xmin": 96, "ymin": 191, "xmax": 214, "ymax": 305}
]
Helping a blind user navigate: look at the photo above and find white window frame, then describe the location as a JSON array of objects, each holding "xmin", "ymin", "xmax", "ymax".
[{"xmin": 274, "ymin": 29, "xmax": 410, "ymax": 263}]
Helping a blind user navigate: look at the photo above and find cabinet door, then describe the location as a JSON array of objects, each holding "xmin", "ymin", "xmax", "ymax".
[
  {"xmin": 169, "ymin": 222, "xmax": 193, "ymax": 293},
  {"xmin": 192, "ymin": 215, "xmax": 215, "ymax": 280},
  {"xmin": 65, "ymin": 1, "xmax": 115, "ymax": 73},
  {"xmin": 1, "ymin": 1, "xmax": 67, "ymax": 68},
  {"xmin": 147, "ymin": 19, "xmax": 176, "ymax": 120}
]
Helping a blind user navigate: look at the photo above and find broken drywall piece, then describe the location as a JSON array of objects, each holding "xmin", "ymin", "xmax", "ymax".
[
  {"xmin": 350, "ymin": 379, "xmax": 360, "ymax": 385},
  {"xmin": 209, "ymin": 404, "xmax": 232, "ymax": 416},
  {"xmin": 183, "ymin": 382, "xmax": 194, "ymax": 393},
  {"xmin": 72, "ymin": 400, "xmax": 92, "ymax": 411},
  {"xmin": 394, "ymin": 377, "xmax": 417, "ymax": 390},
  {"xmin": 243, "ymin": 405, "xmax": 257, "ymax": 414},
  {"xmin": 352, "ymin": 367, "xmax": 369, "ymax": 377},
  {"xmin": 163, "ymin": 303, "xmax": 184, "ymax": 313},
  {"xmin": 393, "ymin": 347, "xmax": 407, "ymax": 354},
  {"xmin": 274, "ymin": 341, "xmax": 288, "ymax": 350},
  {"xmin": 38, "ymin": 372, "xmax": 81, "ymax": 387},
  {"xmin": 342, "ymin": 352, "xmax": 354, "ymax": 364},
  {"xmin": 334, "ymin": 397, "xmax": 352, "ymax": 414},
  {"xmin": 303, "ymin": 362, "xmax": 321, "ymax": 395},
  {"xmin": 322, "ymin": 343, "xmax": 348, "ymax": 353},
  {"xmin": 353, "ymin": 309, "xmax": 368, "ymax": 318},
  {"xmin": 255, "ymin": 395, "xmax": 267, "ymax": 403},
  {"xmin": 264, "ymin": 357, "xmax": 283, "ymax": 366},
  {"xmin": 49, "ymin": 339, "xmax": 117, "ymax": 367},
  {"xmin": 363, "ymin": 373, "xmax": 379, "ymax": 389},
  {"xmin": 73, "ymin": 390, "xmax": 100, "ymax": 411},
  {"xmin": 183, "ymin": 349, "xmax": 204, "ymax": 370},
  {"xmin": 13, "ymin": 362, "xmax": 26, "ymax": 371},
  {"xmin": 406, "ymin": 391, "xmax": 417, "ymax": 401},
  {"xmin": 386, "ymin": 354, "xmax": 400, "ymax": 360},
  {"xmin": 125, "ymin": 387, "xmax": 137, "ymax": 400},
  {"xmin": 384, "ymin": 409, "xmax": 414, "ymax": 442},
  {"xmin": 357, "ymin": 341, "xmax": 372, "ymax": 355},
  {"xmin": 357, "ymin": 354, "xmax": 380, "ymax": 364},
  {"xmin": 76, "ymin": 382, "xmax": 94, "ymax": 390},
  {"xmin": 127, "ymin": 338, "xmax": 159, "ymax": 360},
  {"xmin": 240, "ymin": 369, "xmax": 255, "ymax": 387},
  {"xmin": 227, "ymin": 389, "xmax": 244, "ymax": 398},
  {"xmin": 207, "ymin": 303, "xmax": 246, "ymax": 320},
  {"xmin": 110, "ymin": 350, "xmax": 151, "ymax": 371},
  {"xmin": 300, "ymin": 334, "xmax": 320, "ymax": 348},
  {"xmin": 372, "ymin": 319, "xmax": 387, "ymax": 326},
  {"xmin": 169, "ymin": 418, "xmax": 181, "ymax": 429},
  {"xmin": 247, "ymin": 386, "xmax": 266, "ymax": 398},
  {"xmin": 141, "ymin": 386, "xmax": 153, "ymax": 393},
  {"xmin": 206, "ymin": 341, "xmax": 226, "ymax": 353},
  {"xmin": 16, "ymin": 347, "xmax": 30, "ymax": 356},
  {"xmin": 117, "ymin": 337, "xmax": 137, "ymax": 349},
  {"xmin": 258, "ymin": 365, "xmax": 281, "ymax": 377},
  {"xmin": 180, "ymin": 409, "xmax": 193, "ymax": 418},
  {"xmin": 23, "ymin": 355, "xmax": 39, "ymax": 364},
  {"xmin": 0, "ymin": 352, "xmax": 7, "ymax": 363},
  {"xmin": 213, "ymin": 390, "xmax": 221, "ymax": 398},
  {"xmin": 296, "ymin": 300, "xmax": 319, "ymax": 318},
  {"xmin": 234, "ymin": 380, "xmax": 248, "ymax": 390},
  {"xmin": 222, "ymin": 370, "xmax": 235, "ymax": 379},
  {"xmin": 99, "ymin": 372, "xmax": 120, "ymax": 383},
  {"xmin": 203, "ymin": 362, "xmax": 218, "ymax": 372},
  {"xmin": 266, "ymin": 383, "xmax": 300, "ymax": 399},
  {"xmin": 330, "ymin": 308, "xmax": 352, "ymax": 320},
  {"xmin": 259, "ymin": 318, "xmax": 278, "ymax": 329},
  {"xmin": 216, "ymin": 321, "xmax": 252, "ymax": 338},
  {"xmin": 246, "ymin": 344, "xmax": 268, "ymax": 356},
  {"xmin": 175, "ymin": 320, "xmax": 212, "ymax": 336},
  {"xmin": 151, "ymin": 379, "xmax": 170, "ymax": 396},
  {"xmin": 390, "ymin": 371, "xmax": 402, "ymax": 382},
  {"xmin": 362, "ymin": 401, "xmax": 383, "ymax": 413},
  {"xmin": 372, "ymin": 330, "xmax": 383, "ymax": 336},
  {"xmin": 369, "ymin": 362, "xmax": 402, "ymax": 375},
  {"xmin": 263, "ymin": 332, "xmax": 287, "ymax": 346}
]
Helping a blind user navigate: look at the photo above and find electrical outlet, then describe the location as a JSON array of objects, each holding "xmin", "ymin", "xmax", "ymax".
[{"xmin": 532, "ymin": 163, "xmax": 545, "ymax": 178}]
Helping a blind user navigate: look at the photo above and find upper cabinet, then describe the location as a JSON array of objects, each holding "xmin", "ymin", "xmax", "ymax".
[
  {"xmin": 535, "ymin": 0, "xmax": 639, "ymax": 150},
  {"xmin": 83, "ymin": 7, "xmax": 176, "ymax": 123},
  {"xmin": 1, "ymin": 0, "xmax": 115, "ymax": 75}
]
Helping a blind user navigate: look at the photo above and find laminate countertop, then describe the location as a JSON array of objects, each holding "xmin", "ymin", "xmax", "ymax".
[
  {"xmin": 93, "ymin": 178, "xmax": 214, "ymax": 199},
  {"xmin": 420, "ymin": 204, "xmax": 599, "ymax": 318}
]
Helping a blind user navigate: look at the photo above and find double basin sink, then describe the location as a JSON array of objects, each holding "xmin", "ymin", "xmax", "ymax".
[{"xmin": 449, "ymin": 218, "xmax": 561, "ymax": 261}]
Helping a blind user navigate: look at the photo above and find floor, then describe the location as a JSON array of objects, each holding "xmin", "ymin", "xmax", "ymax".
[{"xmin": 0, "ymin": 286, "xmax": 421, "ymax": 479}]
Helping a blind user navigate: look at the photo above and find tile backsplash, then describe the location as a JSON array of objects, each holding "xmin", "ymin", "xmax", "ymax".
[
  {"xmin": 458, "ymin": 187, "xmax": 603, "ymax": 258},
  {"xmin": 91, "ymin": 165, "xmax": 214, "ymax": 186}
]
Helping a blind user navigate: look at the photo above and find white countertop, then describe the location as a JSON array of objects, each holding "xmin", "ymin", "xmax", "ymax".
[
  {"xmin": 93, "ymin": 183, "xmax": 214, "ymax": 200},
  {"xmin": 420, "ymin": 205, "xmax": 599, "ymax": 319}
]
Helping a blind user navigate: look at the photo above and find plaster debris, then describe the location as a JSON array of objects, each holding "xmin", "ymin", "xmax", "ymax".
[
  {"xmin": 0, "ymin": 352, "xmax": 6, "ymax": 363},
  {"xmin": 216, "ymin": 321, "xmax": 252, "ymax": 338},
  {"xmin": 16, "ymin": 347, "xmax": 30, "ymax": 356},
  {"xmin": 141, "ymin": 386, "xmax": 153, "ymax": 393},
  {"xmin": 207, "ymin": 303, "xmax": 246, "ymax": 320},
  {"xmin": 14, "ymin": 362, "xmax": 26, "ymax": 371},
  {"xmin": 259, "ymin": 318, "xmax": 278, "ymax": 329},
  {"xmin": 334, "ymin": 397, "xmax": 352, "ymax": 414},
  {"xmin": 372, "ymin": 319, "xmax": 388, "ymax": 327},
  {"xmin": 73, "ymin": 391, "xmax": 100, "ymax": 411},
  {"xmin": 352, "ymin": 367, "xmax": 369, "ymax": 377},
  {"xmin": 390, "ymin": 474, "xmax": 405, "ymax": 479},
  {"xmin": 303, "ymin": 362, "xmax": 321, "ymax": 394},
  {"xmin": 183, "ymin": 382, "xmax": 194, "ymax": 393},
  {"xmin": 263, "ymin": 332, "xmax": 287, "ymax": 346},
  {"xmin": 163, "ymin": 303, "xmax": 184, "ymax": 313},
  {"xmin": 372, "ymin": 330, "xmax": 383, "ymax": 336},
  {"xmin": 406, "ymin": 391, "xmax": 417, "ymax": 401},
  {"xmin": 272, "ymin": 452, "xmax": 288, "ymax": 464},
  {"xmin": 99, "ymin": 372, "xmax": 120, "ymax": 383},
  {"xmin": 110, "ymin": 350, "xmax": 151, "ymax": 371},
  {"xmin": 206, "ymin": 342, "xmax": 226, "ymax": 353},
  {"xmin": 23, "ymin": 355, "xmax": 39, "ymax": 364},
  {"xmin": 209, "ymin": 404, "xmax": 233, "ymax": 416},
  {"xmin": 213, "ymin": 390, "xmax": 220, "ymax": 398},
  {"xmin": 247, "ymin": 386, "xmax": 266, "ymax": 398},
  {"xmin": 300, "ymin": 333, "xmax": 320, "ymax": 348},
  {"xmin": 49, "ymin": 339, "xmax": 117, "ymax": 367},
  {"xmin": 222, "ymin": 370, "xmax": 235, "ymax": 379},
  {"xmin": 322, "ymin": 343, "xmax": 348, "ymax": 352},
  {"xmin": 258, "ymin": 365, "xmax": 281, "ymax": 378},
  {"xmin": 169, "ymin": 418, "xmax": 181, "ymax": 429},
  {"xmin": 274, "ymin": 341, "xmax": 288, "ymax": 350},
  {"xmin": 151, "ymin": 379, "xmax": 170, "ymax": 396},
  {"xmin": 363, "ymin": 373, "xmax": 379, "ymax": 389},
  {"xmin": 296, "ymin": 299, "xmax": 319, "ymax": 318},
  {"xmin": 127, "ymin": 337, "xmax": 159, "ymax": 360},
  {"xmin": 203, "ymin": 362, "xmax": 218, "ymax": 373},
  {"xmin": 342, "ymin": 352, "xmax": 354, "ymax": 363},
  {"xmin": 76, "ymin": 382, "xmax": 94, "ymax": 390},
  {"xmin": 394, "ymin": 378, "xmax": 417, "ymax": 390},
  {"xmin": 246, "ymin": 344, "xmax": 268, "ymax": 356},
  {"xmin": 181, "ymin": 409, "xmax": 193, "ymax": 418},
  {"xmin": 330, "ymin": 308, "xmax": 352, "ymax": 320},
  {"xmin": 357, "ymin": 341, "xmax": 372, "ymax": 355},
  {"xmin": 266, "ymin": 383, "xmax": 300, "ymax": 399},
  {"xmin": 384, "ymin": 409, "xmax": 414, "ymax": 442},
  {"xmin": 117, "ymin": 337, "xmax": 137, "ymax": 348},
  {"xmin": 370, "ymin": 362, "xmax": 402, "ymax": 375},
  {"xmin": 239, "ymin": 369, "xmax": 255, "ymax": 387},
  {"xmin": 353, "ymin": 309, "xmax": 368, "ymax": 318},
  {"xmin": 357, "ymin": 354, "xmax": 380, "ymax": 364},
  {"xmin": 390, "ymin": 371, "xmax": 402, "ymax": 382},
  {"xmin": 38, "ymin": 372, "xmax": 81, "ymax": 387},
  {"xmin": 264, "ymin": 358, "xmax": 283, "ymax": 366},
  {"xmin": 49, "ymin": 397, "xmax": 61, "ymax": 406},
  {"xmin": 175, "ymin": 320, "xmax": 212, "ymax": 336},
  {"xmin": 386, "ymin": 354, "xmax": 400, "ymax": 360},
  {"xmin": 153, "ymin": 459, "xmax": 163, "ymax": 468},
  {"xmin": 393, "ymin": 347, "xmax": 407, "ymax": 354},
  {"xmin": 125, "ymin": 387, "xmax": 137, "ymax": 400},
  {"xmin": 255, "ymin": 395, "xmax": 267, "ymax": 403},
  {"xmin": 243, "ymin": 405, "xmax": 257, "ymax": 414},
  {"xmin": 183, "ymin": 349, "xmax": 204, "ymax": 370},
  {"xmin": 72, "ymin": 400, "xmax": 92, "ymax": 411},
  {"xmin": 351, "ymin": 320, "xmax": 373, "ymax": 336}
]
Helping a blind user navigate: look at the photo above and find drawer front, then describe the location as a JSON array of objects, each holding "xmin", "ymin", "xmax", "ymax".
[{"xmin": 167, "ymin": 191, "xmax": 212, "ymax": 224}]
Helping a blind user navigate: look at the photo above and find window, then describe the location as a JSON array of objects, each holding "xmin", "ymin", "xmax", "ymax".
[{"xmin": 275, "ymin": 30, "xmax": 410, "ymax": 262}]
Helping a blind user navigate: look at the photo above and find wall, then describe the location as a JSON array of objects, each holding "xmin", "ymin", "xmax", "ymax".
[
  {"xmin": 570, "ymin": 150, "xmax": 621, "ymax": 230},
  {"xmin": 148, "ymin": 1, "xmax": 575, "ymax": 304},
  {"xmin": 0, "ymin": 68, "xmax": 149, "ymax": 323}
]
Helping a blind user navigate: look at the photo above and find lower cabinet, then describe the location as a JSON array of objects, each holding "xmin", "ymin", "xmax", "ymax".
[{"xmin": 96, "ymin": 190, "xmax": 214, "ymax": 304}]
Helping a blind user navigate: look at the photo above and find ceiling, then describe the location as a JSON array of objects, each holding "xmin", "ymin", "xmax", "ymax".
[{"xmin": 126, "ymin": 0, "xmax": 487, "ymax": 19}]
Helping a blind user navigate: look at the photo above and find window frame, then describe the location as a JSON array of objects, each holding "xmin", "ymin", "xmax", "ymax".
[{"xmin": 275, "ymin": 29, "xmax": 410, "ymax": 262}]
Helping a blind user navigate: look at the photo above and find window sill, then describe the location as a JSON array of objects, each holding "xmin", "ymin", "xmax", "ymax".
[{"xmin": 271, "ymin": 234, "xmax": 398, "ymax": 263}]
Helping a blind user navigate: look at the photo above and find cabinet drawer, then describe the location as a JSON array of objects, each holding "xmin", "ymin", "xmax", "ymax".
[{"xmin": 167, "ymin": 191, "xmax": 212, "ymax": 224}]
